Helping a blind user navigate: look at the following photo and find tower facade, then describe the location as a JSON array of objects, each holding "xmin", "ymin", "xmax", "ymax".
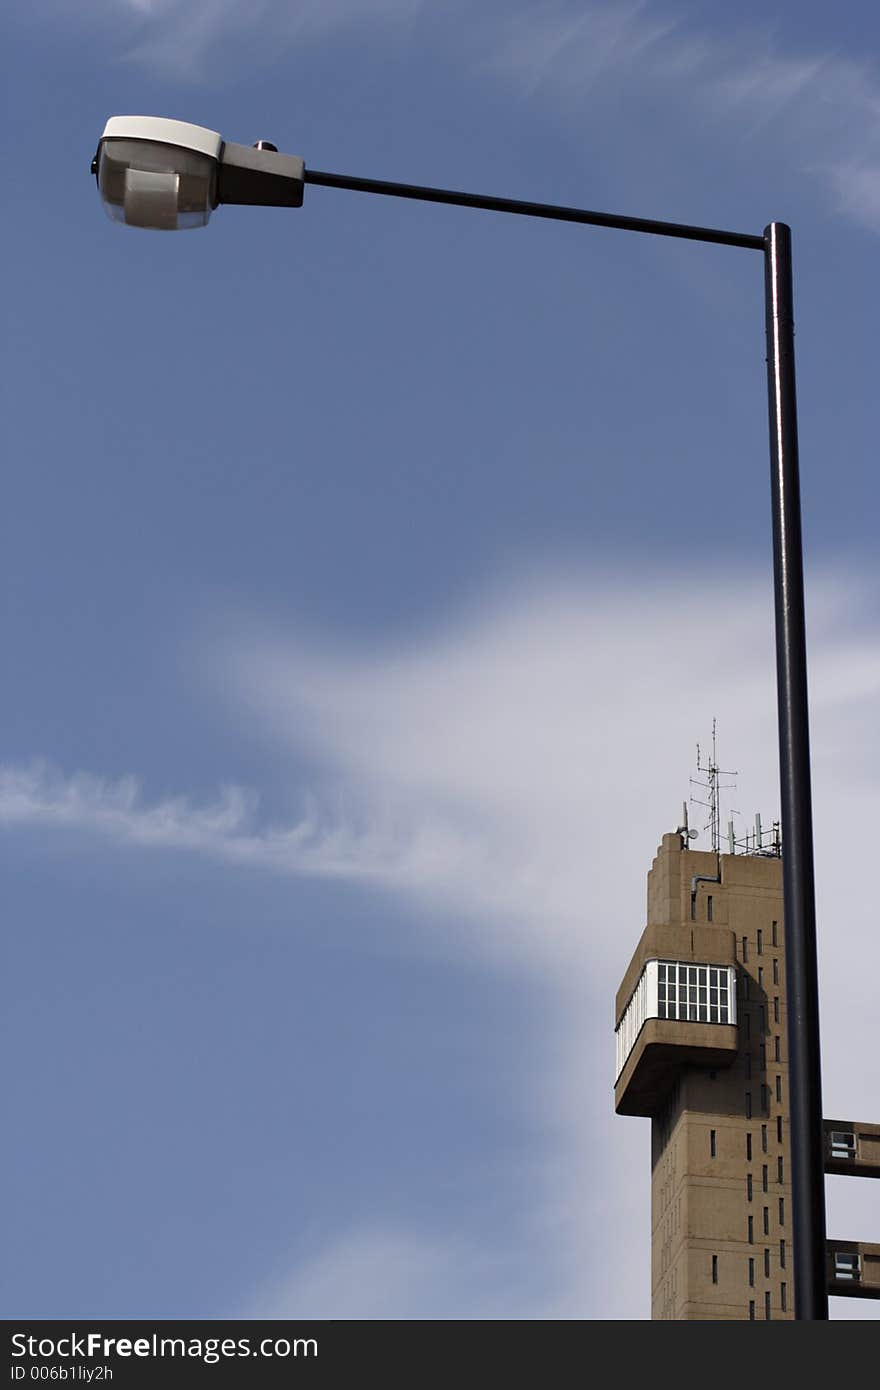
[{"xmin": 615, "ymin": 830, "xmax": 793, "ymax": 1319}]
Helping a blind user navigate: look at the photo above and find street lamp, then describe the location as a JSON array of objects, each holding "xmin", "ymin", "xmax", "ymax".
[
  {"xmin": 91, "ymin": 115, "xmax": 829, "ymax": 1320},
  {"xmin": 91, "ymin": 116, "xmax": 304, "ymax": 229}
]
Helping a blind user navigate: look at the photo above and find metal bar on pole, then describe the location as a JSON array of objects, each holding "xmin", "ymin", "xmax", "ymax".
[
  {"xmin": 304, "ymin": 168, "xmax": 765, "ymax": 251},
  {"xmin": 764, "ymin": 220, "xmax": 828, "ymax": 1320}
]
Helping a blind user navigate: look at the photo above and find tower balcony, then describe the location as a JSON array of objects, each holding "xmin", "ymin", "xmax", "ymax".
[
  {"xmin": 826, "ymin": 1241, "xmax": 880, "ymax": 1299},
  {"xmin": 615, "ymin": 925, "xmax": 738, "ymax": 1117},
  {"xmin": 823, "ymin": 1120, "xmax": 880, "ymax": 1178}
]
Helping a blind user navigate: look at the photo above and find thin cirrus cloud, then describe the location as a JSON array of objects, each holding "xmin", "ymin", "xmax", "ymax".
[
  {"xmin": 485, "ymin": 4, "xmax": 880, "ymax": 234},
  {"xmin": 3, "ymin": 565, "xmax": 879, "ymax": 985},
  {"xmin": 238, "ymin": 1224, "xmax": 538, "ymax": 1321},
  {"xmin": 85, "ymin": 0, "xmax": 422, "ymax": 76}
]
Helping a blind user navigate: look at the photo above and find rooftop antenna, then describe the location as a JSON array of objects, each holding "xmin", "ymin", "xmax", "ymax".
[
  {"xmin": 689, "ymin": 719, "xmax": 738, "ymax": 855},
  {"xmin": 677, "ymin": 800, "xmax": 699, "ymax": 847}
]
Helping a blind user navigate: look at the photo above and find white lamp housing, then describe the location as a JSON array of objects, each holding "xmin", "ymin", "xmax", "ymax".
[
  {"xmin": 95, "ymin": 117, "xmax": 222, "ymax": 230},
  {"xmin": 93, "ymin": 116, "xmax": 305, "ymax": 230}
]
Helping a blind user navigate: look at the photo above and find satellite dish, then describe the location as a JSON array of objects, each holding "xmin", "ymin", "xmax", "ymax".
[{"xmin": 687, "ymin": 829, "xmax": 699, "ymax": 841}]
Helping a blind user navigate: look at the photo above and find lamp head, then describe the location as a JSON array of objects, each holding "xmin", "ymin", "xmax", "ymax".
[
  {"xmin": 92, "ymin": 117, "xmax": 222, "ymax": 230},
  {"xmin": 92, "ymin": 116, "xmax": 305, "ymax": 230}
]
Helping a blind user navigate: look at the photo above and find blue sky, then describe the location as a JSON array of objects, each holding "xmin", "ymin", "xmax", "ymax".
[{"xmin": 2, "ymin": 0, "xmax": 878, "ymax": 1319}]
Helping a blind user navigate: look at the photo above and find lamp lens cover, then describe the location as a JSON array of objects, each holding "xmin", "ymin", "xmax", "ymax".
[{"xmin": 97, "ymin": 140, "xmax": 218, "ymax": 230}]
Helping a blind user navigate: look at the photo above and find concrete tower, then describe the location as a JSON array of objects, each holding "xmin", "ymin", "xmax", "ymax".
[{"xmin": 615, "ymin": 829, "xmax": 793, "ymax": 1319}]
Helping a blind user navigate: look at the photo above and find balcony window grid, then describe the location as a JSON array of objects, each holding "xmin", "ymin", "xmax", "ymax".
[{"xmin": 657, "ymin": 962, "xmax": 732, "ymax": 1024}]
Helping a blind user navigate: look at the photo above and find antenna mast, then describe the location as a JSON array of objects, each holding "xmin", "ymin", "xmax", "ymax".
[{"xmin": 690, "ymin": 719, "xmax": 738, "ymax": 855}]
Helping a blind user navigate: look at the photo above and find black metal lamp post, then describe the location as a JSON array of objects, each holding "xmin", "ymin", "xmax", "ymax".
[{"xmin": 92, "ymin": 118, "xmax": 829, "ymax": 1320}]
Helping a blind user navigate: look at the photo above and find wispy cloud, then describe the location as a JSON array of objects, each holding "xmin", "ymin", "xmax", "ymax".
[
  {"xmin": 0, "ymin": 761, "xmax": 413, "ymax": 883},
  {"xmin": 91, "ymin": 0, "xmax": 421, "ymax": 78},
  {"xmin": 821, "ymin": 158, "xmax": 880, "ymax": 237},
  {"xmin": 485, "ymin": 3, "xmax": 880, "ymax": 233},
  {"xmin": 4, "ymin": 567, "xmax": 879, "ymax": 984},
  {"xmin": 484, "ymin": 0, "xmax": 682, "ymax": 100},
  {"xmin": 240, "ymin": 1224, "xmax": 522, "ymax": 1320}
]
